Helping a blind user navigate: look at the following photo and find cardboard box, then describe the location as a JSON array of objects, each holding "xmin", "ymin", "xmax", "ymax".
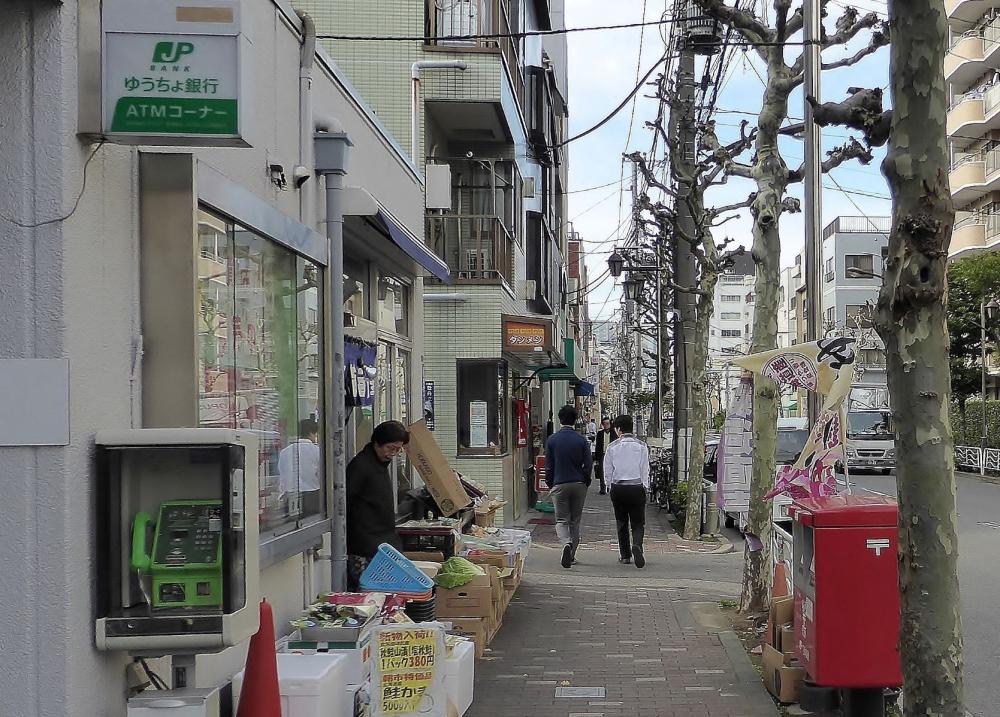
[
  {"xmin": 762, "ymin": 643, "xmax": 805, "ymax": 704},
  {"xmin": 446, "ymin": 618, "xmax": 487, "ymax": 659},
  {"xmin": 405, "ymin": 420, "xmax": 473, "ymax": 516},
  {"xmin": 767, "ymin": 596, "xmax": 794, "ymax": 647},
  {"xmin": 473, "ymin": 507, "xmax": 497, "ymax": 528},
  {"xmin": 404, "ymin": 551, "xmax": 446, "ymax": 563},
  {"xmin": 780, "ymin": 625, "xmax": 796, "ymax": 659},
  {"xmin": 489, "ymin": 567, "xmax": 504, "ymax": 608},
  {"xmin": 435, "ymin": 585, "xmax": 494, "ymax": 619}
]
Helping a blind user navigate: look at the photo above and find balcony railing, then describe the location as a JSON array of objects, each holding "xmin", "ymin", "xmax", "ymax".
[
  {"xmin": 425, "ymin": 0, "xmax": 524, "ymax": 107},
  {"xmin": 426, "ymin": 214, "xmax": 514, "ymax": 285},
  {"xmin": 822, "ymin": 216, "xmax": 892, "ymax": 239}
]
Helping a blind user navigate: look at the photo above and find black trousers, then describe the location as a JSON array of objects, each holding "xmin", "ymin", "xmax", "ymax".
[
  {"xmin": 593, "ymin": 460, "xmax": 607, "ymax": 492},
  {"xmin": 610, "ymin": 484, "xmax": 646, "ymax": 559}
]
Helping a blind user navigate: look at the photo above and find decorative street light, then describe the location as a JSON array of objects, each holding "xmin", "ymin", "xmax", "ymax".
[
  {"xmin": 981, "ymin": 297, "xmax": 1000, "ymax": 472},
  {"xmin": 622, "ymin": 275, "xmax": 645, "ymax": 302},
  {"xmin": 608, "ymin": 250, "xmax": 625, "ymax": 278}
]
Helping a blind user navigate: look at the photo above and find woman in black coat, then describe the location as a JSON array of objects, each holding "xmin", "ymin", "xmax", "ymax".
[{"xmin": 346, "ymin": 420, "xmax": 409, "ymax": 590}]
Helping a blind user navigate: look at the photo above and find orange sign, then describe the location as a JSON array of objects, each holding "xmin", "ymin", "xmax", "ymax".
[{"xmin": 504, "ymin": 321, "xmax": 546, "ymax": 349}]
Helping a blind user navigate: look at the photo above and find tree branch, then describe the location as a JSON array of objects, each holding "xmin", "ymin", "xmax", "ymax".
[
  {"xmin": 787, "ymin": 137, "xmax": 874, "ymax": 182},
  {"xmin": 821, "ymin": 24, "xmax": 889, "ymax": 70},
  {"xmin": 810, "ymin": 87, "xmax": 892, "ymax": 147},
  {"xmin": 824, "ymin": 9, "xmax": 883, "ymax": 47}
]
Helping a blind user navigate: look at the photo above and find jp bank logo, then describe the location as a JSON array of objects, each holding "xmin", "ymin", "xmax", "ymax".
[{"xmin": 152, "ymin": 41, "xmax": 195, "ymax": 63}]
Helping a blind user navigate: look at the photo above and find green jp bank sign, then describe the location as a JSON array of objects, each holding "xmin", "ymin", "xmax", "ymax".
[{"xmin": 102, "ymin": 0, "xmax": 249, "ymax": 146}]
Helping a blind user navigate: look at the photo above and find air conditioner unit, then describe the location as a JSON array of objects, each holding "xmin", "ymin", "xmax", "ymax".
[
  {"xmin": 522, "ymin": 176, "xmax": 536, "ymax": 198},
  {"xmin": 523, "ymin": 279, "xmax": 537, "ymax": 300}
]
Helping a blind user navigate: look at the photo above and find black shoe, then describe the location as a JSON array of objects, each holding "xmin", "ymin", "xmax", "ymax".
[
  {"xmin": 562, "ymin": 544, "xmax": 573, "ymax": 569},
  {"xmin": 619, "ymin": 556, "xmax": 631, "ymax": 564},
  {"xmin": 633, "ymin": 546, "xmax": 645, "ymax": 569}
]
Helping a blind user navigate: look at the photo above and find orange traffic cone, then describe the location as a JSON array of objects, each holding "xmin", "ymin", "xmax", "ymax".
[
  {"xmin": 772, "ymin": 561, "xmax": 790, "ymax": 599},
  {"xmin": 237, "ymin": 599, "xmax": 282, "ymax": 717}
]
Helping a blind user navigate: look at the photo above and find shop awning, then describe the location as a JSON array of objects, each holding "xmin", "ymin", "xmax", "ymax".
[
  {"xmin": 574, "ymin": 381, "xmax": 596, "ymax": 397},
  {"xmin": 373, "ymin": 204, "xmax": 452, "ymax": 283},
  {"xmin": 344, "ymin": 186, "xmax": 452, "ymax": 283},
  {"xmin": 539, "ymin": 338, "xmax": 584, "ymax": 382}
]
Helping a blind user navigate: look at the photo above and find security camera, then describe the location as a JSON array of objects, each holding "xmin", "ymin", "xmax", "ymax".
[
  {"xmin": 268, "ymin": 163, "xmax": 287, "ymax": 189},
  {"xmin": 292, "ymin": 165, "xmax": 311, "ymax": 188},
  {"xmin": 465, "ymin": 150, "xmax": 474, "ymax": 158}
]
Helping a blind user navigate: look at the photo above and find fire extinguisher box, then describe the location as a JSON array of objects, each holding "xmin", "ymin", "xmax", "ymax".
[{"xmin": 790, "ymin": 495, "xmax": 903, "ymax": 689}]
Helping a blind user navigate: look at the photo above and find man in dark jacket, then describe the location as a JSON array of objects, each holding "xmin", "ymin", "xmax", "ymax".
[
  {"xmin": 545, "ymin": 404, "xmax": 593, "ymax": 569},
  {"xmin": 593, "ymin": 416, "xmax": 613, "ymax": 495},
  {"xmin": 346, "ymin": 420, "xmax": 409, "ymax": 590}
]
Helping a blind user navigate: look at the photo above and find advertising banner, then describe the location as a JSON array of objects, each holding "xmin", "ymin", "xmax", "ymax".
[{"xmin": 371, "ymin": 624, "xmax": 447, "ymax": 716}]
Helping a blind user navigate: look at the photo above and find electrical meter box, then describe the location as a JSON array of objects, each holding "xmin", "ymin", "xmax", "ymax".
[{"xmin": 95, "ymin": 428, "xmax": 260, "ymax": 652}]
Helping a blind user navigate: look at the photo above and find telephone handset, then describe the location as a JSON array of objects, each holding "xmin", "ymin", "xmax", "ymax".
[{"xmin": 130, "ymin": 500, "xmax": 224, "ymax": 610}]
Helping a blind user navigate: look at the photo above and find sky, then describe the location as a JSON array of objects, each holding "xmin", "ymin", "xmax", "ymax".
[{"xmin": 565, "ymin": 0, "xmax": 895, "ymax": 322}]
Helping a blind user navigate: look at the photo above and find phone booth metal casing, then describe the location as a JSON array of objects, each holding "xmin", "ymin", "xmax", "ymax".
[
  {"xmin": 791, "ymin": 495, "xmax": 902, "ymax": 689},
  {"xmin": 95, "ymin": 428, "xmax": 260, "ymax": 652}
]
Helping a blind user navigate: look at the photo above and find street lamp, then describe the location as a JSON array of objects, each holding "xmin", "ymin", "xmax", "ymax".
[
  {"xmin": 622, "ymin": 274, "xmax": 645, "ymax": 302},
  {"xmin": 981, "ymin": 297, "xmax": 1000, "ymax": 472},
  {"xmin": 608, "ymin": 250, "xmax": 625, "ymax": 278}
]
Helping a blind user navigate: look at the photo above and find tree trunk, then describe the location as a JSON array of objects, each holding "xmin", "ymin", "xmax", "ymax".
[
  {"xmin": 877, "ymin": 0, "xmax": 965, "ymax": 712},
  {"xmin": 684, "ymin": 273, "xmax": 718, "ymax": 540},
  {"xmin": 740, "ymin": 62, "xmax": 791, "ymax": 612}
]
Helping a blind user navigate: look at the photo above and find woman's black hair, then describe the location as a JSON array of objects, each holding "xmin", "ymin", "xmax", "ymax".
[{"xmin": 372, "ymin": 420, "xmax": 410, "ymax": 446}]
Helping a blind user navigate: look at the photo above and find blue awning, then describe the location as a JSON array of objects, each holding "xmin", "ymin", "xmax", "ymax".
[{"xmin": 374, "ymin": 204, "xmax": 452, "ymax": 284}]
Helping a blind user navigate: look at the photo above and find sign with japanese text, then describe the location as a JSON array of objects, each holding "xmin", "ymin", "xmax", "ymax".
[
  {"xmin": 501, "ymin": 315, "xmax": 552, "ymax": 354},
  {"xmin": 102, "ymin": 0, "xmax": 250, "ymax": 145},
  {"xmin": 423, "ymin": 381, "xmax": 435, "ymax": 430},
  {"xmin": 372, "ymin": 625, "xmax": 446, "ymax": 716}
]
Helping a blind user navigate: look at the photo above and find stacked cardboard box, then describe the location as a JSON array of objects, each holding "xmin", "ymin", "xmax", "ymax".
[{"xmin": 762, "ymin": 596, "xmax": 805, "ymax": 704}]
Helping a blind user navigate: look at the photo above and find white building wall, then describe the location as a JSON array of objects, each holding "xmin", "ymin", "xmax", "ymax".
[{"xmin": 0, "ymin": 1, "xmax": 425, "ymax": 714}]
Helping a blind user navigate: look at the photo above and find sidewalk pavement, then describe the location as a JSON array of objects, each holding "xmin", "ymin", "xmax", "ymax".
[{"xmin": 468, "ymin": 485, "xmax": 777, "ymax": 717}]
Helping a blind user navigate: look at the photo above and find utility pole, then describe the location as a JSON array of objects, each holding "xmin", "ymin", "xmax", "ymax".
[
  {"xmin": 803, "ymin": 0, "xmax": 823, "ymax": 426},
  {"xmin": 672, "ymin": 43, "xmax": 697, "ymax": 493}
]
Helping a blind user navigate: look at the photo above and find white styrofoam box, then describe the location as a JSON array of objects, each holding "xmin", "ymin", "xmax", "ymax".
[
  {"xmin": 233, "ymin": 653, "xmax": 350, "ymax": 717},
  {"xmin": 128, "ymin": 688, "xmax": 220, "ymax": 717},
  {"xmin": 444, "ymin": 640, "xmax": 475, "ymax": 716}
]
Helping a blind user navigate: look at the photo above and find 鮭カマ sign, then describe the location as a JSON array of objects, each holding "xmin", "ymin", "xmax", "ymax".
[{"xmin": 102, "ymin": 0, "xmax": 251, "ymax": 146}]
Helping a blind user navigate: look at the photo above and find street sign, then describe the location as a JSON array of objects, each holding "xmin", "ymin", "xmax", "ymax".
[{"xmin": 102, "ymin": 0, "xmax": 252, "ymax": 146}]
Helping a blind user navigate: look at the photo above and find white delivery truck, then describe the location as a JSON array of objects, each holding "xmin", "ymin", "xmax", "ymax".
[{"xmin": 845, "ymin": 383, "xmax": 895, "ymax": 474}]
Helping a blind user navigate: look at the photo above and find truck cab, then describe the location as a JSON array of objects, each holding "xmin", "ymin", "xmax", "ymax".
[{"xmin": 846, "ymin": 384, "xmax": 895, "ymax": 474}]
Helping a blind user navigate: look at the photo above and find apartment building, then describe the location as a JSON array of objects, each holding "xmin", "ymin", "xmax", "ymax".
[
  {"xmin": 305, "ymin": 0, "xmax": 579, "ymax": 522},
  {"xmin": 709, "ymin": 252, "xmax": 755, "ymax": 410},
  {"xmin": 946, "ymin": 4, "xmax": 1000, "ymax": 258},
  {"xmin": 821, "ymin": 216, "xmax": 890, "ymax": 386}
]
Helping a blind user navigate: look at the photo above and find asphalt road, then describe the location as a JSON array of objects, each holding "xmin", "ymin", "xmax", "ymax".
[{"xmin": 850, "ymin": 469, "xmax": 1000, "ymax": 717}]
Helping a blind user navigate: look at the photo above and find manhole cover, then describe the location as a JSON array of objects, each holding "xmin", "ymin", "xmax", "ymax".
[{"xmin": 555, "ymin": 687, "xmax": 606, "ymax": 698}]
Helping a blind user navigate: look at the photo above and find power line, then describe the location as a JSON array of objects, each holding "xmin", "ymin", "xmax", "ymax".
[
  {"xmin": 1, "ymin": 141, "xmax": 105, "ymax": 229},
  {"xmin": 317, "ymin": 18, "xmax": 682, "ymax": 42}
]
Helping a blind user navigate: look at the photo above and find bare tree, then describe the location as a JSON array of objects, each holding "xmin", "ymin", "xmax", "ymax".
[
  {"xmin": 693, "ymin": 0, "xmax": 888, "ymax": 611},
  {"xmin": 715, "ymin": 0, "xmax": 965, "ymax": 707},
  {"xmin": 631, "ymin": 112, "xmax": 757, "ymax": 540}
]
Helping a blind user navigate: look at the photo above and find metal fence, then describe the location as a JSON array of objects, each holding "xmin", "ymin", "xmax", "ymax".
[{"xmin": 822, "ymin": 216, "xmax": 892, "ymax": 239}]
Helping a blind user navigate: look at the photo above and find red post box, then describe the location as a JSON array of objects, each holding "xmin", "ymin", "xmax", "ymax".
[{"xmin": 791, "ymin": 495, "xmax": 902, "ymax": 689}]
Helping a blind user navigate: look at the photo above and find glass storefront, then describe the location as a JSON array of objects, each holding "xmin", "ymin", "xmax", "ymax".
[{"xmin": 196, "ymin": 208, "xmax": 324, "ymax": 538}]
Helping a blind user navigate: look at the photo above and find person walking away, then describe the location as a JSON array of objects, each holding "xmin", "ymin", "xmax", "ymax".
[
  {"xmin": 593, "ymin": 417, "xmax": 613, "ymax": 495},
  {"xmin": 604, "ymin": 415, "xmax": 650, "ymax": 568},
  {"xmin": 346, "ymin": 420, "xmax": 409, "ymax": 590},
  {"xmin": 545, "ymin": 404, "xmax": 593, "ymax": 569}
]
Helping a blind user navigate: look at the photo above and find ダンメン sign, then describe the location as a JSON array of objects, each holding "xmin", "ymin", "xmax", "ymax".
[
  {"xmin": 501, "ymin": 315, "xmax": 553, "ymax": 354},
  {"xmin": 102, "ymin": 0, "xmax": 251, "ymax": 146}
]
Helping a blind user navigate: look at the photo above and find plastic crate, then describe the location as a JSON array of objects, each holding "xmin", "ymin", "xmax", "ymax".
[{"xmin": 359, "ymin": 543, "xmax": 435, "ymax": 594}]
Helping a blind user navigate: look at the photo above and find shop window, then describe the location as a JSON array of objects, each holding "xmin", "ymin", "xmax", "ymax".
[
  {"xmin": 345, "ymin": 259, "xmax": 369, "ymax": 320},
  {"xmin": 196, "ymin": 208, "xmax": 325, "ymax": 539},
  {"xmin": 456, "ymin": 359, "xmax": 508, "ymax": 455},
  {"xmin": 378, "ymin": 275, "xmax": 410, "ymax": 336}
]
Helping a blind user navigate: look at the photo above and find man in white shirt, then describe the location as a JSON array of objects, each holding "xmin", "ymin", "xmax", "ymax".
[
  {"xmin": 278, "ymin": 418, "xmax": 322, "ymax": 516},
  {"xmin": 603, "ymin": 415, "xmax": 650, "ymax": 568}
]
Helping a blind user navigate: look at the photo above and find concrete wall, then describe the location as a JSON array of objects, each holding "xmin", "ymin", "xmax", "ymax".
[{"xmin": 0, "ymin": 1, "xmax": 425, "ymax": 714}]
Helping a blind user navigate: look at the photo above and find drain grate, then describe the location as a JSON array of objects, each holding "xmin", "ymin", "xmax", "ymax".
[{"xmin": 555, "ymin": 687, "xmax": 606, "ymax": 698}]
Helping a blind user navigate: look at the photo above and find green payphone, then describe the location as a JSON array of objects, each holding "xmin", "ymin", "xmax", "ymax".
[{"xmin": 132, "ymin": 500, "xmax": 225, "ymax": 609}]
